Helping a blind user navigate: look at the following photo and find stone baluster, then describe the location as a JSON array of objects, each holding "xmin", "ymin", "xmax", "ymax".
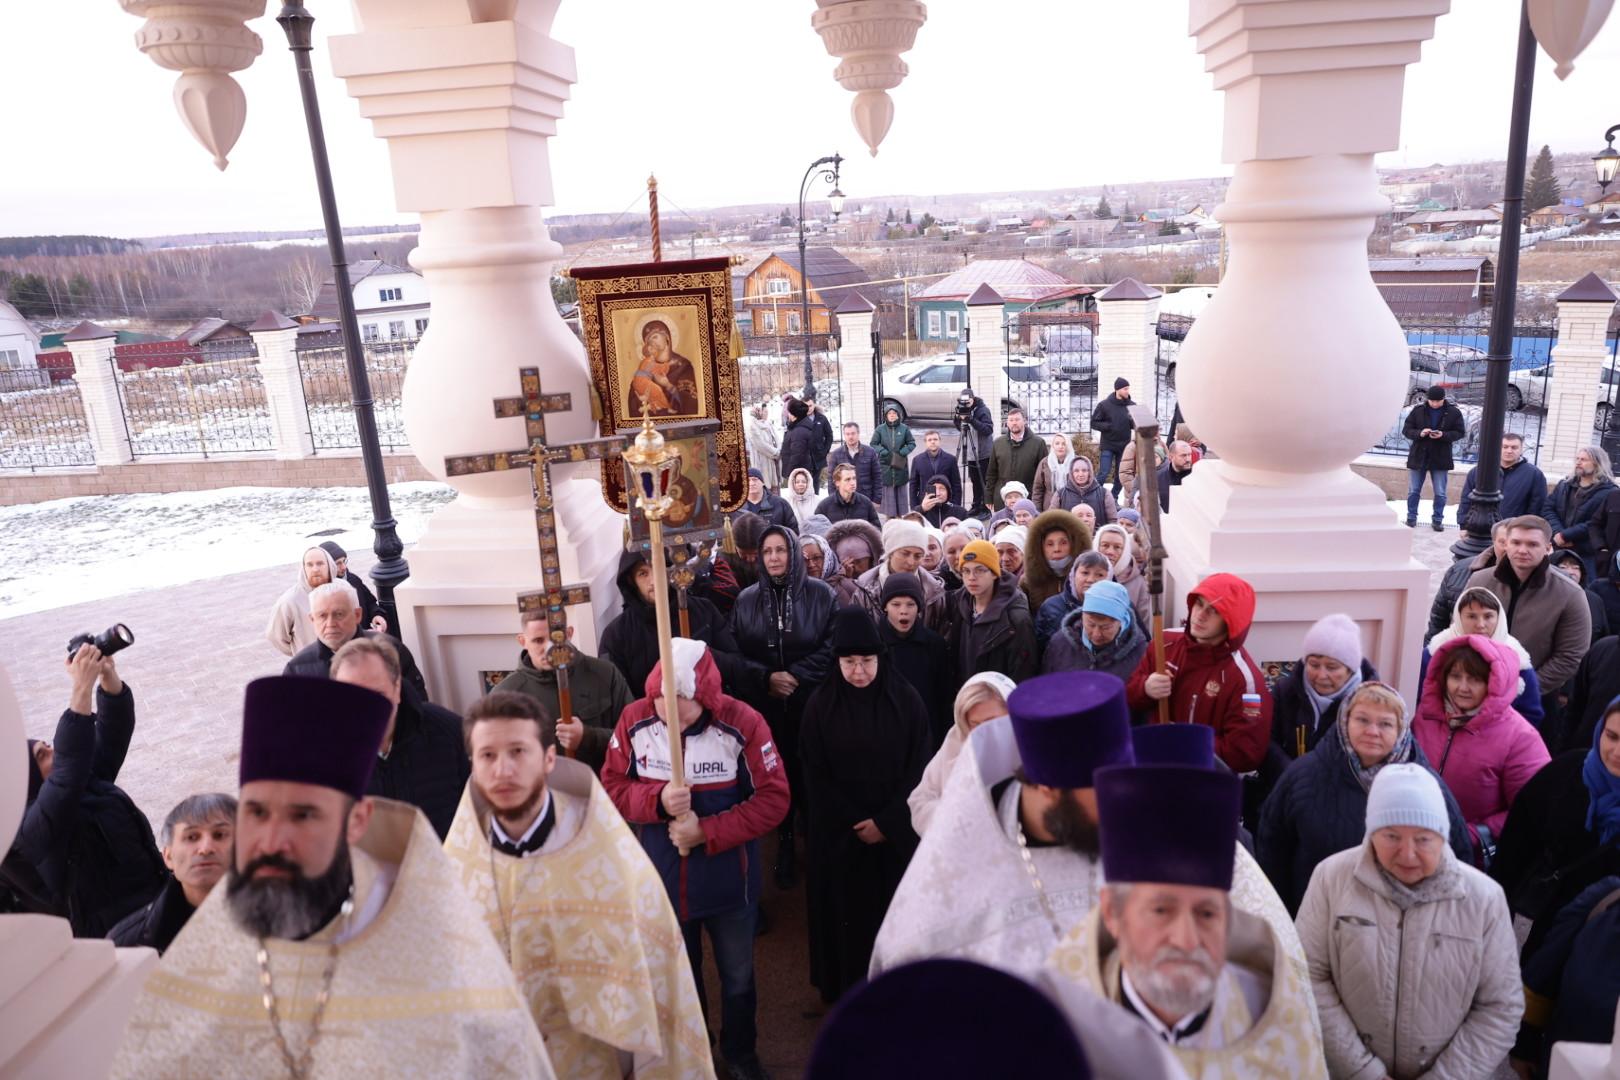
[
  {"xmin": 327, "ymin": 2, "xmax": 623, "ymax": 710},
  {"xmin": 1167, "ymin": 0, "xmax": 1450, "ymax": 701}
]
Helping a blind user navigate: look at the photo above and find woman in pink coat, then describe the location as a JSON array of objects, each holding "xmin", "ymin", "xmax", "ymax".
[{"xmin": 1411, "ymin": 633, "xmax": 1550, "ymax": 868}]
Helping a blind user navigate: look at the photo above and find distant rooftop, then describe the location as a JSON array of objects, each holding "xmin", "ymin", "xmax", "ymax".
[{"xmin": 915, "ymin": 259, "xmax": 1086, "ymax": 303}]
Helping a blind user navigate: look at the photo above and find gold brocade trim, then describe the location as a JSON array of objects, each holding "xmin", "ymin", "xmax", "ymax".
[
  {"xmin": 575, "ymin": 259, "xmax": 745, "ymax": 514},
  {"xmin": 143, "ymin": 971, "xmax": 523, "ymax": 1022}
]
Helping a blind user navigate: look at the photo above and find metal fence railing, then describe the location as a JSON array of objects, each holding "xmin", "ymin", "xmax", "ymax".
[
  {"xmin": 0, "ymin": 377, "xmax": 94, "ymax": 470},
  {"xmin": 296, "ymin": 341, "xmax": 411, "ymax": 452},
  {"xmin": 113, "ymin": 353, "xmax": 275, "ymax": 457},
  {"xmin": 738, "ymin": 350, "xmax": 840, "ymax": 410}
]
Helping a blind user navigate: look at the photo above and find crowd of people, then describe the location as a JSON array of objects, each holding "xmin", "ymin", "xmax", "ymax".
[{"xmin": 10, "ymin": 383, "xmax": 1620, "ymax": 1079}]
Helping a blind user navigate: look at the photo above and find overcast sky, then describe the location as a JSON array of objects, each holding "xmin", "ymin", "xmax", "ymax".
[{"xmin": 4, "ymin": 3, "xmax": 1619, "ymax": 238}]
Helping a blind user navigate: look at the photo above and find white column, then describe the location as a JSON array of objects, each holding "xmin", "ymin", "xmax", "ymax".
[
  {"xmin": 248, "ymin": 311, "xmax": 314, "ymax": 460},
  {"xmin": 64, "ymin": 323, "xmax": 132, "ymax": 467},
  {"xmin": 836, "ymin": 299, "xmax": 878, "ymax": 432},
  {"xmin": 965, "ymin": 290, "xmax": 1005, "ymax": 418},
  {"xmin": 1541, "ymin": 274, "xmax": 1617, "ymax": 478},
  {"xmin": 1094, "ymin": 279, "xmax": 1162, "ymax": 402},
  {"xmin": 328, "ymin": 4, "xmax": 623, "ymax": 711},
  {"xmin": 1165, "ymin": 1, "xmax": 1449, "ymax": 703}
]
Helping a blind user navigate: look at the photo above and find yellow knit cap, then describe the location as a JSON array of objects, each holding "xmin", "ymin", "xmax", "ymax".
[{"xmin": 960, "ymin": 539, "xmax": 1001, "ymax": 576}]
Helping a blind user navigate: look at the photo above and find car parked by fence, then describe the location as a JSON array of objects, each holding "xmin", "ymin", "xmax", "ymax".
[
  {"xmin": 1506, "ymin": 357, "xmax": 1620, "ymax": 429},
  {"xmin": 1406, "ymin": 343, "xmax": 1490, "ymax": 405},
  {"xmin": 1038, "ymin": 323, "xmax": 1097, "ymax": 381},
  {"xmin": 879, "ymin": 353, "xmax": 1049, "ymax": 421}
]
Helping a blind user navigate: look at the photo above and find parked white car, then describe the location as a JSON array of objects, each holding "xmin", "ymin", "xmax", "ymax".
[
  {"xmin": 879, "ymin": 353, "xmax": 1049, "ymax": 421},
  {"xmin": 1506, "ymin": 357, "xmax": 1620, "ymax": 429}
]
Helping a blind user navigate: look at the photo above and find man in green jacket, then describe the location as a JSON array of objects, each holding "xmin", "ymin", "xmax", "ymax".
[
  {"xmin": 983, "ymin": 408, "xmax": 1048, "ymax": 515},
  {"xmin": 497, "ymin": 615, "xmax": 634, "ymax": 774}
]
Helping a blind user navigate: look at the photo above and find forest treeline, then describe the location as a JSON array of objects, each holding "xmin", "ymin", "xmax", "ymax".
[{"xmin": 0, "ymin": 237, "xmax": 419, "ymax": 323}]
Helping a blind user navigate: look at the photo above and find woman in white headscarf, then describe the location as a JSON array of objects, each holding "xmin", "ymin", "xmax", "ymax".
[
  {"xmin": 907, "ymin": 672, "xmax": 1019, "ymax": 836},
  {"xmin": 745, "ymin": 402, "xmax": 783, "ymax": 489},
  {"xmin": 1418, "ymin": 585, "xmax": 1544, "ymax": 728},
  {"xmin": 1092, "ymin": 523, "xmax": 1150, "ymax": 628},
  {"xmin": 1031, "ymin": 433, "xmax": 1072, "ymax": 511},
  {"xmin": 784, "ymin": 467, "xmax": 820, "ymax": 526}
]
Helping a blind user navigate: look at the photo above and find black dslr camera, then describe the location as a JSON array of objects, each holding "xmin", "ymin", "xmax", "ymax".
[
  {"xmin": 953, "ymin": 391, "xmax": 975, "ymax": 427},
  {"xmin": 67, "ymin": 624, "xmax": 134, "ymax": 658}
]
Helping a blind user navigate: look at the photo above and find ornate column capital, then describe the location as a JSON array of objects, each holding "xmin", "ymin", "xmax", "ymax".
[
  {"xmin": 1190, "ymin": 0, "xmax": 1447, "ymax": 161},
  {"xmin": 811, "ymin": 0, "xmax": 927, "ymax": 157}
]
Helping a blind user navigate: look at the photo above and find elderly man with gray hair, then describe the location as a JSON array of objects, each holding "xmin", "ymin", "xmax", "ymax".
[
  {"xmin": 108, "ymin": 792, "xmax": 237, "ymax": 953},
  {"xmin": 284, "ymin": 578, "xmax": 428, "ymax": 701}
]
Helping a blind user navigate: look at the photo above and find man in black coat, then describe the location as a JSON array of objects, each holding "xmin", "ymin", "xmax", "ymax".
[
  {"xmin": 780, "ymin": 399, "xmax": 821, "ymax": 490},
  {"xmin": 917, "ymin": 475, "xmax": 971, "ymax": 529},
  {"xmin": 283, "ymin": 579, "xmax": 428, "ymax": 701},
  {"xmin": 328, "ymin": 636, "xmax": 469, "ymax": 838},
  {"xmin": 599, "ymin": 548, "xmax": 743, "ymax": 696},
  {"xmin": 1401, "ymin": 385, "xmax": 1466, "ymax": 531},
  {"xmin": 1090, "ymin": 377, "xmax": 1137, "ymax": 497},
  {"xmin": 1455, "ymin": 433, "xmax": 1547, "ymax": 530},
  {"xmin": 908, "ymin": 429, "xmax": 960, "ymax": 509},
  {"xmin": 804, "ymin": 392, "xmax": 836, "ymax": 491},
  {"xmin": 730, "ymin": 523, "xmax": 838, "ymax": 886},
  {"xmin": 827, "ymin": 421, "xmax": 883, "ymax": 504},
  {"xmin": 741, "ymin": 467, "xmax": 797, "ymax": 530},
  {"xmin": 1157, "ymin": 439, "xmax": 1194, "ymax": 512},
  {"xmin": 953, "ymin": 388, "xmax": 995, "ymax": 511},
  {"xmin": 19, "ymin": 646, "xmax": 166, "ymax": 937},
  {"xmin": 1560, "ymin": 633, "xmax": 1620, "ymax": 753},
  {"xmin": 816, "ymin": 462, "xmax": 882, "ymax": 526},
  {"xmin": 108, "ymin": 791, "xmax": 236, "ymax": 953},
  {"xmin": 876, "ymin": 572, "xmax": 957, "ymax": 745}
]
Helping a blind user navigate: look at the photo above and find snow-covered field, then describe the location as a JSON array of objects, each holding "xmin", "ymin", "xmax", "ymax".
[{"xmin": 0, "ymin": 483, "xmax": 455, "ymax": 618}]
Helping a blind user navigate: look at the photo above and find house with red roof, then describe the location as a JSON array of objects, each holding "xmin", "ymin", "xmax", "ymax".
[{"xmin": 911, "ymin": 259, "xmax": 1092, "ymax": 345}]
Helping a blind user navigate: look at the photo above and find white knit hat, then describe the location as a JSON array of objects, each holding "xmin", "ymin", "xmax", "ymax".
[
  {"xmin": 1365, "ymin": 764, "xmax": 1449, "ymax": 840},
  {"xmin": 882, "ymin": 517, "xmax": 929, "ymax": 555},
  {"xmin": 1000, "ymin": 481, "xmax": 1029, "ymax": 499},
  {"xmin": 994, "ymin": 525, "xmax": 1028, "ymax": 553},
  {"xmin": 1302, "ymin": 613, "xmax": 1362, "ymax": 673}
]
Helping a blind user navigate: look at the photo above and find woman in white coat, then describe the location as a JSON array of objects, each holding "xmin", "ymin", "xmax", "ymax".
[{"xmin": 1296, "ymin": 764, "xmax": 1523, "ymax": 1080}]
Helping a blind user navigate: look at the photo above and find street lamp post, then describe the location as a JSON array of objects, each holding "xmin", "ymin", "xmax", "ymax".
[
  {"xmin": 797, "ymin": 154, "xmax": 845, "ymax": 399},
  {"xmin": 1453, "ymin": 1, "xmax": 1536, "ymax": 560},
  {"xmin": 276, "ymin": 2, "xmax": 409, "ymax": 625},
  {"xmin": 1595, "ymin": 123, "xmax": 1620, "ymax": 460}
]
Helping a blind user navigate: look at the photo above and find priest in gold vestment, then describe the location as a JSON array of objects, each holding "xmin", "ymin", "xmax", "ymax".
[
  {"xmin": 110, "ymin": 676, "xmax": 554, "ymax": 1080},
  {"xmin": 444, "ymin": 690, "xmax": 714, "ymax": 1079}
]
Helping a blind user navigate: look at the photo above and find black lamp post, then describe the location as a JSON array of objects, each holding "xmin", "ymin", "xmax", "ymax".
[
  {"xmin": 277, "ymin": 2, "xmax": 409, "ymax": 625},
  {"xmin": 797, "ymin": 154, "xmax": 845, "ymax": 399},
  {"xmin": 1595, "ymin": 124, "xmax": 1620, "ymax": 193},
  {"xmin": 1453, "ymin": 1, "xmax": 1536, "ymax": 560},
  {"xmin": 1596, "ymin": 124, "xmax": 1620, "ymax": 459}
]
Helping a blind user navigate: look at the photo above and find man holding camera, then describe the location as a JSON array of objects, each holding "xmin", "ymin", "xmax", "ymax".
[
  {"xmin": 955, "ymin": 389, "xmax": 995, "ymax": 512},
  {"xmin": 18, "ymin": 639, "xmax": 166, "ymax": 937}
]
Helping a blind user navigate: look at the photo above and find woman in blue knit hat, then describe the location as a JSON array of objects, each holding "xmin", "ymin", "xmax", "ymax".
[{"xmin": 1041, "ymin": 579, "xmax": 1148, "ymax": 681}]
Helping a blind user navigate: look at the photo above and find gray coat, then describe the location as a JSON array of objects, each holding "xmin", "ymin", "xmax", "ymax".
[
  {"xmin": 1040, "ymin": 610, "xmax": 1147, "ymax": 681},
  {"xmin": 1466, "ymin": 557, "xmax": 1592, "ymax": 691},
  {"xmin": 1297, "ymin": 843, "xmax": 1523, "ymax": 1080}
]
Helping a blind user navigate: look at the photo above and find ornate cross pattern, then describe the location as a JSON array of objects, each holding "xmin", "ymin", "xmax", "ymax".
[{"xmin": 444, "ymin": 366, "xmax": 625, "ymax": 666}]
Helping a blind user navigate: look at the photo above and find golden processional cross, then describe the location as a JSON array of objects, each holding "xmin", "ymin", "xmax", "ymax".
[{"xmin": 444, "ymin": 366, "xmax": 625, "ymax": 750}]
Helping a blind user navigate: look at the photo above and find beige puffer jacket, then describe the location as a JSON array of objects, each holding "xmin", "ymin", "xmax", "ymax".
[{"xmin": 1295, "ymin": 842, "xmax": 1523, "ymax": 1080}]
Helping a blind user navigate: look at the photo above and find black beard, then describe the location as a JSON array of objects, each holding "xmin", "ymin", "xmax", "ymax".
[
  {"xmin": 473, "ymin": 775, "xmax": 546, "ymax": 834},
  {"xmin": 226, "ymin": 835, "xmax": 354, "ymax": 940},
  {"xmin": 1045, "ymin": 791, "xmax": 1101, "ymax": 857}
]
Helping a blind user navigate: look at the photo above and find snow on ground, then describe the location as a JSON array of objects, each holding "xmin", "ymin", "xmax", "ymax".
[{"xmin": 0, "ymin": 482, "xmax": 454, "ymax": 618}]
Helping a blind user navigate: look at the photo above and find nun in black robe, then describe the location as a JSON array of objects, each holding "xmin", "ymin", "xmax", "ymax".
[{"xmin": 800, "ymin": 607, "xmax": 932, "ymax": 1004}]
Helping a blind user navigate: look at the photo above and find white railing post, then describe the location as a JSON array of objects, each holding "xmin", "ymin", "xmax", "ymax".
[
  {"xmin": 248, "ymin": 311, "xmax": 315, "ymax": 460},
  {"xmin": 63, "ymin": 322, "xmax": 131, "ymax": 467},
  {"xmin": 1541, "ymin": 274, "xmax": 1618, "ymax": 478},
  {"xmin": 1095, "ymin": 278, "xmax": 1163, "ymax": 409},
  {"xmin": 835, "ymin": 298, "xmax": 877, "ymax": 435}
]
